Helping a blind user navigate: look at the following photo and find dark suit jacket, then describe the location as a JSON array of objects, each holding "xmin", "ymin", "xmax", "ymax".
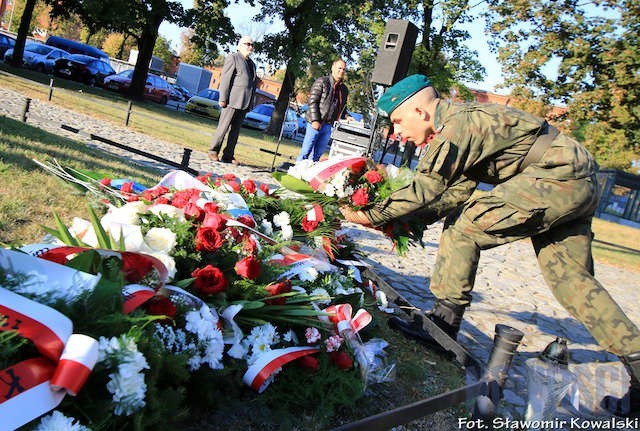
[{"xmin": 219, "ymin": 52, "xmax": 258, "ymax": 110}]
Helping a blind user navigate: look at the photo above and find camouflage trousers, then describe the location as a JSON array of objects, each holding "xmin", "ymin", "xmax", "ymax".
[{"xmin": 430, "ymin": 171, "xmax": 640, "ymax": 356}]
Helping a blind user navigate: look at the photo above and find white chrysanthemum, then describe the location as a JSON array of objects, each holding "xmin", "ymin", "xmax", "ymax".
[
  {"xmin": 280, "ymin": 224, "xmax": 293, "ymax": 241},
  {"xmin": 282, "ymin": 329, "xmax": 299, "ymax": 344},
  {"xmin": 107, "ymin": 370, "xmax": 147, "ymax": 415},
  {"xmin": 148, "ymin": 203, "xmax": 186, "ymax": 222},
  {"xmin": 260, "ymin": 219, "xmax": 274, "ymax": 236},
  {"xmin": 318, "ymin": 182, "xmax": 336, "ymax": 197},
  {"xmin": 98, "ymin": 335, "xmax": 149, "ymax": 416},
  {"xmin": 298, "ymin": 266, "xmax": 319, "ymax": 282},
  {"xmin": 34, "ymin": 410, "xmax": 91, "ymax": 431},
  {"xmin": 272, "ymin": 211, "xmax": 290, "ymax": 227},
  {"xmin": 202, "ymin": 330, "xmax": 225, "ymax": 369},
  {"xmin": 144, "ymin": 227, "xmax": 177, "ymax": 253}
]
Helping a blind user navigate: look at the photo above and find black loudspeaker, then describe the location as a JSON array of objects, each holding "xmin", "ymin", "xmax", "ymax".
[{"xmin": 371, "ymin": 19, "xmax": 419, "ymax": 87}]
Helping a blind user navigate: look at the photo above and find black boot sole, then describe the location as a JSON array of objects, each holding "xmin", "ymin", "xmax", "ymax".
[{"xmin": 388, "ymin": 316, "xmax": 455, "ymax": 358}]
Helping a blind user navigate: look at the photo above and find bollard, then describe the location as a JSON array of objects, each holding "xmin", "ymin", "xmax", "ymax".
[
  {"xmin": 22, "ymin": 97, "xmax": 31, "ymax": 122},
  {"xmin": 180, "ymin": 148, "xmax": 192, "ymax": 169},
  {"xmin": 48, "ymin": 78, "xmax": 54, "ymax": 101},
  {"xmin": 125, "ymin": 101, "xmax": 133, "ymax": 126},
  {"xmin": 472, "ymin": 324, "xmax": 524, "ymax": 428}
]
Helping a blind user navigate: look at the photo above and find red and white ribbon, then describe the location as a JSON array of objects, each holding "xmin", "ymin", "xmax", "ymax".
[
  {"xmin": 0, "ymin": 288, "xmax": 98, "ymax": 430},
  {"xmin": 305, "ymin": 204, "xmax": 324, "ymax": 223},
  {"xmin": 243, "ymin": 346, "xmax": 320, "ymax": 393},
  {"xmin": 307, "ymin": 157, "xmax": 367, "ymax": 190},
  {"xmin": 20, "ymin": 245, "xmax": 168, "ymax": 313},
  {"xmin": 324, "ymin": 303, "xmax": 372, "ymax": 335}
]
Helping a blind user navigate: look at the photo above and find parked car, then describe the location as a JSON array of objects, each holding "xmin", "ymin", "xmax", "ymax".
[
  {"xmin": 169, "ymin": 83, "xmax": 193, "ymax": 102},
  {"xmin": 103, "ymin": 70, "xmax": 172, "ymax": 104},
  {"xmin": 242, "ymin": 104, "xmax": 298, "ymax": 139},
  {"xmin": 46, "ymin": 35, "xmax": 109, "ymax": 62},
  {"xmin": 53, "ymin": 54, "xmax": 115, "ymax": 86},
  {"xmin": 4, "ymin": 42, "xmax": 69, "ymax": 73},
  {"xmin": 185, "ymin": 88, "xmax": 221, "ymax": 119},
  {"xmin": 0, "ymin": 33, "xmax": 15, "ymax": 58}
]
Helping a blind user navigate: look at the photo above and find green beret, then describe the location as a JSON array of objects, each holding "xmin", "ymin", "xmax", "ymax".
[{"xmin": 376, "ymin": 74, "xmax": 432, "ymax": 117}]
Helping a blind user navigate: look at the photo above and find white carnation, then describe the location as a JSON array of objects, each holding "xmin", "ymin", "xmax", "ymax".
[
  {"xmin": 280, "ymin": 224, "xmax": 294, "ymax": 241},
  {"xmin": 34, "ymin": 411, "xmax": 91, "ymax": 431},
  {"xmin": 272, "ymin": 211, "xmax": 290, "ymax": 227}
]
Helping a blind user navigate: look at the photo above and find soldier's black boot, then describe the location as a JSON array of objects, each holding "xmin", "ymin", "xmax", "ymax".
[
  {"xmin": 601, "ymin": 352, "xmax": 640, "ymax": 417},
  {"xmin": 388, "ymin": 299, "xmax": 466, "ymax": 351}
]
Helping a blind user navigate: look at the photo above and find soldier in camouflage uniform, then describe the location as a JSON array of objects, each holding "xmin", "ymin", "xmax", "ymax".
[{"xmin": 341, "ymin": 74, "xmax": 640, "ymax": 417}]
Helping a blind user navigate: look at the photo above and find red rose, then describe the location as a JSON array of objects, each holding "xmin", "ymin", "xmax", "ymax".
[
  {"xmin": 120, "ymin": 181, "xmax": 134, "ymax": 194},
  {"xmin": 259, "ymin": 183, "xmax": 270, "ymax": 196},
  {"xmin": 145, "ymin": 295, "xmax": 176, "ymax": 320},
  {"xmin": 301, "ymin": 216, "xmax": 319, "ymax": 232},
  {"xmin": 183, "ymin": 201, "xmax": 203, "ymax": 221},
  {"xmin": 121, "ymin": 252, "xmax": 155, "ymax": 283},
  {"xmin": 351, "ymin": 187, "xmax": 369, "ymax": 206},
  {"xmin": 127, "ymin": 195, "xmax": 139, "ymax": 202},
  {"xmin": 202, "ymin": 212, "xmax": 227, "ymax": 231},
  {"xmin": 140, "ymin": 189, "xmax": 155, "ymax": 201},
  {"xmin": 155, "ymin": 196, "xmax": 169, "ymax": 204},
  {"xmin": 242, "ymin": 179, "xmax": 257, "ymax": 194},
  {"xmin": 203, "ymin": 202, "xmax": 220, "ymax": 214},
  {"xmin": 364, "ymin": 170, "xmax": 383, "ymax": 184},
  {"xmin": 243, "ymin": 235, "xmax": 258, "ymax": 255},
  {"xmin": 100, "ymin": 178, "xmax": 112, "ymax": 187},
  {"xmin": 236, "ymin": 214, "xmax": 256, "ymax": 228},
  {"xmin": 235, "ymin": 256, "xmax": 261, "ymax": 280},
  {"xmin": 265, "ymin": 279, "xmax": 292, "ymax": 305},
  {"xmin": 195, "ymin": 227, "xmax": 223, "ymax": 252},
  {"xmin": 298, "ymin": 355, "xmax": 319, "ymax": 372},
  {"xmin": 197, "ymin": 173, "xmax": 213, "ymax": 184},
  {"xmin": 330, "ymin": 351, "xmax": 354, "ymax": 369},
  {"xmin": 222, "ymin": 173, "xmax": 236, "ymax": 181},
  {"xmin": 191, "ymin": 264, "xmax": 228, "ymax": 295},
  {"xmin": 227, "ymin": 181, "xmax": 241, "ymax": 192},
  {"xmin": 350, "ymin": 159, "xmax": 367, "ymax": 174},
  {"xmin": 214, "ymin": 178, "xmax": 223, "ymax": 187}
]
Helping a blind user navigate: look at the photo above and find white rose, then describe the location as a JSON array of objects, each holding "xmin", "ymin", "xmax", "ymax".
[
  {"xmin": 144, "ymin": 227, "xmax": 177, "ymax": 253},
  {"xmin": 103, "ymin": 201, "xmax": 147, "ymax": 226},
  {"xmin": 280, "ymin": 224, "xmax": 293, "ymax": 241},
  {"xmin": 148, "ymin": 204, "xmax": 186, "ymax": 222}
]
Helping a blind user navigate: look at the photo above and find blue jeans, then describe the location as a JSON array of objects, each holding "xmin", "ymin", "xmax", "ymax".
[{"xmin": 297, "ymin": 122, "xmax": 332, "ymax": 162}]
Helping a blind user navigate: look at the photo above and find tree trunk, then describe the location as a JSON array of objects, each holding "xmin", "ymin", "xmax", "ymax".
[
  {"xmin": 128, "ymin": 14, "xmax": 163, "ymax": 101},
  {"xmin": 10, "ymin": 0, "xmax": 37, "ymax": 67},
  {"xmin": 265, "ymin": 66, "xmax": 296, "ymax": 136}
]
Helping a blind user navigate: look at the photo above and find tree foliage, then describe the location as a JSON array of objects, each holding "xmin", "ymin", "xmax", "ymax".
[{"xmin": 485, "ymin": 0, "xmax": 640, "ymax": 171}]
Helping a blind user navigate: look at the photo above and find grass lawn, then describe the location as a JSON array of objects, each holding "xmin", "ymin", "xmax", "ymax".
[{"xmin": 0, "ymin": 62, "xmax": 302, "ymax": 168}]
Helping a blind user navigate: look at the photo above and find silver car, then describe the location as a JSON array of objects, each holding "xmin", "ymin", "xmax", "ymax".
[{"xmin": 4, "ymin": 42, "xmax": 69, "ymax": 73}]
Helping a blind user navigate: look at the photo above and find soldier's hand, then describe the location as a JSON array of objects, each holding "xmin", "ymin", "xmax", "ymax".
[
  {"xmin": 311, "ymin": 121, "xmax": 321, "ymax": 130},
  {"xmin": 339, "ymin": 205, "xmax": 372, "ymax": 226}
]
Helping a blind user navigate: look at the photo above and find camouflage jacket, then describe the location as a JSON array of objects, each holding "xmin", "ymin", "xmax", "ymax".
[{"xmin": 364, "ymin": 100, "xmax": 597, "ymax": 226}]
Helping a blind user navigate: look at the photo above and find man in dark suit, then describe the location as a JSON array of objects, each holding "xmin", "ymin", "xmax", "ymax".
[{"xmin": 208, "ymin": 35, "xmax": 258, "ymax": 165}]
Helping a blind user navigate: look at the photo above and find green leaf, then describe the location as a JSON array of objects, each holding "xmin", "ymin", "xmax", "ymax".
[
  {"xmin": 43, "ymin": 212, "xmax": 81, "ymax": 246},
  {"xmin": 272, "ymin": 172, "xmax": 315, "ymax": 194},
  {"xmin": 87, "ymin": 205, "xmax": 114, "ymax": 249}
]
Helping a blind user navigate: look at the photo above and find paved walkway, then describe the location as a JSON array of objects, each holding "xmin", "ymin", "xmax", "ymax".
[{"xmin": 2, "ymin": 84, "xmax": 640, "ymax": 429}]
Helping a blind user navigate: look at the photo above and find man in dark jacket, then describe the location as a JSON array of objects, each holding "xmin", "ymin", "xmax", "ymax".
[
  {"xmin": 208, "ymin": 35, "xmax": 258, "ymax": 165},
  {"xmin": 341, "ymin": 74, "xmax": 640, "ymax": 418},
  {"xmin": 297, "ymin": 59, "xmax": 349, "ymax": 162}
]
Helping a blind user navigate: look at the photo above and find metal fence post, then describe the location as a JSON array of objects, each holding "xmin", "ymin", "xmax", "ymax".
[
  {"xmin": 181, "ymin": 148, "xmax": 192, "ymax": 170},
  {"xmin": 48, "ymin": 78, "xmax": 54, "ymax": 101},
  {"xmin": 22, "ymin": 98, "xmax": 31, "ymax": 122},
  {"xmin": 125, "ymin": 101, "xmax": 133, "ymax": 126}
]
